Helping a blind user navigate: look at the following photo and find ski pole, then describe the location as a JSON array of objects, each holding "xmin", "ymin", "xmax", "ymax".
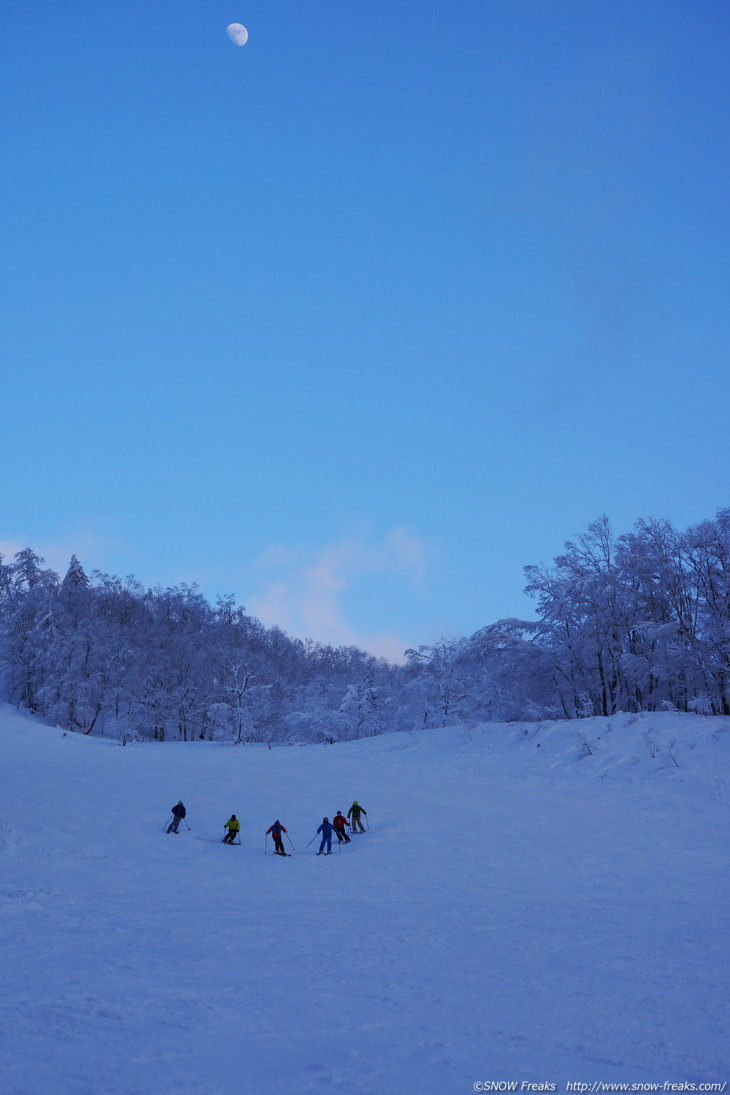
[
  {"xmin": 306, "ymin": 833, "xmax": 317, "ymax": 848},
  {"xmin": 162, "ymin": 816, "xmax": 173, "ymax": 831},
  {"xmin": 286, "ymin": 833, "xmax": 295, "ymax": 852},
  {"xmin": 184, "ymin": 819, "xmax": 191, "ymax": 830},
  {"xmin": 265, "ymin": 833, "xmax": 269, "ymax": 854}
]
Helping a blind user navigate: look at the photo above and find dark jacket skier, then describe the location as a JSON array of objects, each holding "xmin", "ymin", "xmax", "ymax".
[
  {"xmin": 266, "ymin": 821, "xmax": 288, "ymax": 855},
  {"xmin": 333, "ymin": 811, "xmax": 351, "ymax": 843},
  {"xmin": 223, "ymin": 815, "xmax": 241, "ymax": 843},
  {"xmin": 317, "ymin": 817, "xmax": 335, "ymax": 854},
  {"xmin": 347, "ymin": 801, "xmax": 367, "ymax": 832},
  {"xmin": 167, "ymin": 801, "xmax": 186, "ymax": 833}
]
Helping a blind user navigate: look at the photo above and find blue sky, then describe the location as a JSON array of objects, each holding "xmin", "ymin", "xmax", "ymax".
[{"xmin": 2, "ymin": 0, "xmax": 729, "ymax": 660}]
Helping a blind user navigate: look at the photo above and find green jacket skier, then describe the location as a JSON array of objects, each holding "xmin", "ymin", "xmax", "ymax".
[{"xmin": 347, "ymin": 801, "xmax": 367, "ymax": 833}]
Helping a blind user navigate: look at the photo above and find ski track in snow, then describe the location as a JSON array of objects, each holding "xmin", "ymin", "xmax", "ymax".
[{"xmin": 0, "ymin": 705, "xmax": 728, "ymax": 1095}]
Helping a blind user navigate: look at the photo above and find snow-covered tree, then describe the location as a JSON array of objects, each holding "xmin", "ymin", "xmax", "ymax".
[{"xmin": 62, "ymin": 555, "xmax": 89, "ymax": 592}]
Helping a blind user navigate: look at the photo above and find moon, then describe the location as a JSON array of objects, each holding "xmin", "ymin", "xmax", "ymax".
[{"xmin": 226, "ymin": 23, "xmax": 248, "ymax": 46}]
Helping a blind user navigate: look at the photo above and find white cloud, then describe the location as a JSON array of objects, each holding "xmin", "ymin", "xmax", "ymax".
[
  {"xmin": 247, "ymin": 525, "xmax": 433, "ymax": 662},
  {"xmin": 0, "ymin": 538, "xmax": 25, "ymax": 561}
]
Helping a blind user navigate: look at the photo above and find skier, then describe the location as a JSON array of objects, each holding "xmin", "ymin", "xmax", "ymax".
[
  {"xmin": 167, "ymin": 801, "xmax": 186, "ymax": 833},
  {"xmin": 266, "ymin": 820, "xmax": 288, "ymax": 856},
  {"xmin": 316, "ymin": 817, "xmax": 336, "ymax": 855},
  {"xmin": 223, "ymin": 815, "xmax": 241, "ymax": 843},
  {"xmin": 333, "ymin": 811, "xmax": 351, "ymax": 843},
  {"xmin": 347, "ymin": 801, "xmax": 367, "ymax": 833}
]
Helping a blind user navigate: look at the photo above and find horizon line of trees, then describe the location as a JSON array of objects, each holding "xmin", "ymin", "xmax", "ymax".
[{"xmin": 0, "ymin": 507, "xmax": 728, "ymax": 743}]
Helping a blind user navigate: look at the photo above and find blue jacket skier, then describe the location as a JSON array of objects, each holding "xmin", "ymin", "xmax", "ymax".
[
  {"xmin": 266, "ymin": 820, "xmax": 288, "ymax": 856},
  {"xmin": 316, "ymin": 817, "xmax": 335, "ymax": 854}
]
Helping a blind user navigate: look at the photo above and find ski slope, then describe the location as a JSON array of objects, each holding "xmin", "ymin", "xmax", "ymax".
[{"xmin": 1, "ymin": 705, "xmax": 728, "ymax": 1095}]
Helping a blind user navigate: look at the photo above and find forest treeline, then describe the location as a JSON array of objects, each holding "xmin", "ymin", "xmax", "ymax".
[{"xmin": 1, "ymin": 508, "xmax": 728, "ymax": 743}]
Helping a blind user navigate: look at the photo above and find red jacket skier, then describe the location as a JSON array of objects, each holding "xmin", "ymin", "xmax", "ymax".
[{"xmin": 333, "ymin": 811, "xmax": 351, "ymax": 843}]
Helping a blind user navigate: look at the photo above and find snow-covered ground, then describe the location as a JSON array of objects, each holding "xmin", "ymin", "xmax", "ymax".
[{"xmin": 1, "ymin": 705, "xmax": 728, "ymax": 1095}]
